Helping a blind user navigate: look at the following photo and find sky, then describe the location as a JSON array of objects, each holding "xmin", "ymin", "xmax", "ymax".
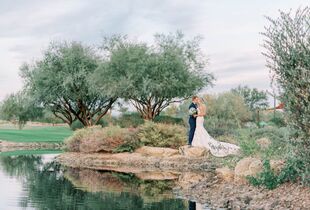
[{"xmin": 0, "ymin": 0, "xmax": 308, "ymax": 101}]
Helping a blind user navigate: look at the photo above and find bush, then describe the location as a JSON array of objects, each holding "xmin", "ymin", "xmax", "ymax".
[
  {"xmin": 247, "ymin": 160, "xmax": 280, "ymax": 190},
  {"xmin": 236, "ymin": 129, "xmax": 261, "ymax": 156},
  {"xmin": 248, "ymin": 158, "xmax": 304, "ymax": 189},
  {"xmin": 153, "ymin": 115, "xmax": 184, "ymax": 125},
  {"xmin": 137, "ymin": 121, "xmax": 187, "ymax": 149},
  {"xmin": 97, "ymin": 118, "xmax": 109, "ymax": 128},
  {"xmin": 115, "ymin": 112, "xmax": 144, "ymax": 128},
  {"xmin": 204, "ymin": 116, "xmax": 238, "ymax": 137},
  {"xmin": 70, "ymin": 120, "xmax": 84, "ymax": 131},
  {"xmin": 234, "ymin": 127, "xmax": 290, "ymax": 158},
  {"xmin": 65, "ymin": 126, "xmax": 139, "ymax": 153},
  {"xmin": 188, "ymin": 93, "xmax": 252, "ymax": 137},
  {"xmin": 263, "ymin": 7, "xmax": 310, "ymax": 185}
]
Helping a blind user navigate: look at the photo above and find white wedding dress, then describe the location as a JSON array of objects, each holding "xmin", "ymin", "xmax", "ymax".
[{"xmin": 192, "ymin": 109, "xmax": 240, "ymax": 157}]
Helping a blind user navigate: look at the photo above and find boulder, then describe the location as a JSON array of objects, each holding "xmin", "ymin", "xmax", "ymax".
[
  {"xmin": 249, "ymin": 159, "xmax": 263, "ymax": 174},
  {"xmin": 216, "ymin": 167, "xmax": 234, "ymax": 181},
  {"xmin": 135, "ymin": 172, "xmax": 179, "ymax": 180},
  {"xmin": 234, "ymin": 157, "xmax": 262, "ymax": 183},
  {"xmin": 256, "ymin": 137, "xmax": 271, "ymax": 149},
  {"xmin": 178, "ymin": 172, "xmax": 205, "ymax": 188},
  {"xmin": 270, "ymin": 160, "xmax": 285, "ymax": 174},
  {"xmin": 179, "ymin": 146, "xmax": 209, "ymax": 158},
  {"xmin": 135, "ymin": 146, "xmax": 179, "ymax": 157}
]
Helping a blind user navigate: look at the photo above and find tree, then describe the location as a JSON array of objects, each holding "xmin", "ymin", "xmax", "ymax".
[
  {"xmin": 262, "ymin": 7, "xmax": 310, "ymax": 184},
  {"xmin": 231, "ymin": 85, "xmax": 268, "ymax": 123},
  {"xmin": 20, "ymin": 42, "xmax": 117, "ymax": 127},
  {"xmin": 0, "ymin": 92, "xmax": 43, "ymax": 129},
  {"xmin": 93, "ymin": 32, "xmax": 214, "ymax": 120}
]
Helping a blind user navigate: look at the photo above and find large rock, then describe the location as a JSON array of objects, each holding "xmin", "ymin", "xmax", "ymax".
[
  {"xmin": 135, "ymin": 146, "xmax": 179, "ymax": 157},
  {"xmin": 234, "ymin": 157, "xmax": 262, "ymax": 183},
  {"xmin": 216, "ymin": 167, "xmax": 234, "ymax": 181},
  {"xmin": 135, "ymin": 172, "xmax": 179, "ymax": 180},
  {"xmin": 249, "ymin": 159, "xmax": 263, "ymax": 174},
  {"xmin": 178, "ymin": 172, "xmax": 205, "ymax": 188},
  {"xmin": 256, "ymin": 137, "xmax": 271, "ymax": 149},
  {"xmin": 270, "ymin": 160, "xmax": 285, "ymax": 174},
  {"xmin": 179, "ymin": 146, "xmax": 209, "ymax": 158}
]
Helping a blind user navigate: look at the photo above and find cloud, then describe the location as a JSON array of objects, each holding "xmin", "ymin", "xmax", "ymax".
[{"xmin": 0, "ymin": 0, "xmax": 307, "ymax": 101}]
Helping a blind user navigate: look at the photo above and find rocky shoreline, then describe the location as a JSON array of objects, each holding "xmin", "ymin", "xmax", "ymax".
[
  {"xmin": 56, "ymin": 146, "xmax": 310, "ymax": 209},
  {"xmin": 0, "ymin": 140, "xmax": 63, "ymax": 152}
]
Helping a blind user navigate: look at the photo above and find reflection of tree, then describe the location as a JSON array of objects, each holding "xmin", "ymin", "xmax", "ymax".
[
  {"xmin": 0, "ymin": 155, "xmax": 186, "ymax": 210},
  {"xmin": 65, "ymin": 168, "xmax": 178, "ymax": 202},
  {"xmin": 0, "ymin": 155, "xmax": 42, "ymax": 178}
]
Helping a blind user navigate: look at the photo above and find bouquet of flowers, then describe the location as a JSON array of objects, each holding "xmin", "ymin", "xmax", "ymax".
[{"xmin": 189, "ymin": 107, "xmax": 197, "ymax": 116}]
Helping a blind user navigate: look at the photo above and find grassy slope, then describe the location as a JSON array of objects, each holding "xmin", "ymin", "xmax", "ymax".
[{"xmin": 0, "ymin": 126, "xmax": 73, "ymax": 143}]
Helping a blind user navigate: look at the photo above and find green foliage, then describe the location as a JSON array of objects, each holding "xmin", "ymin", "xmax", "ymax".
[
  {"xmin": 114, "ymin": 112, "xmax": 145, "ymax": 128},
  {"xmin": 231, "ymin": 85, "xmax": 269, "ymax": 124},
  {"xmin": 65, "ymin": 126, "xmax": 140, "ymax": 153},
  {"xmin": 137, "ymin": 121, "xmax": 187, "ymax": 148},
  {"xmin": 203, "ymin": 92, "xmax": 251, "ymax": 136},
  {"xmin": 153, "ymin": 115, "xmax": 184, "ymax": 125},
  {"xmin": 236, "ymin": 129, "xmax": 261, "ymax": 156},
  {"xmin": 247, "ymin": 160, "xmax": 279, "ymax": 190},
  {"xmin": 248, "ymin": 158, "xmax": 304, "ymax": 190},
  {"xmin": 231, "ymin": 85, "xmax": 268, "ymax": 111},
  {"xmin": 263, "ymin": 7, "xmax": 310, "ymax": 185},
  {"xmin": 269, "ymin": 116, "xmax": 286, "ymax": 127},
  {"xmin": 112, "ymin": 133, "xmax": 141, "ymax": 153},
  {"xmin": 0, "ymin": 92, "xmax": 43, "ymax": 129},
  {"xmin": 20, "ymin": 41, "xmax": 116, "ymax": 127},
  {"xmin": 93, "ymin": 32, "xmax": 214, "ymax": 120},
  {"xmin": 176, "ymin": 93, "xmax": 251, "ymax": 135},
  {"xmin": 235, "ymin": 127, "xmax": 290, "ymax": 158},
  {"xmin": 70, "ymin": 120, "xmax": 85, "ymax": 131},
  {"xmin": 36, "ymin": 109, "xmax": 63, "ymax": 124}
]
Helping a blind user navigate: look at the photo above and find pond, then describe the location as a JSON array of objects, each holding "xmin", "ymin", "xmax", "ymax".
[{"xmin": 0, "ymin": 151, "xmax": 208, "ymax": 210}]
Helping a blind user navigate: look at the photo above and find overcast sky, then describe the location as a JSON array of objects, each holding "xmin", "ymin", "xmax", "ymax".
[{"xmin": 0, "ymin": 0, "xmax": 307, "ymax": 101}]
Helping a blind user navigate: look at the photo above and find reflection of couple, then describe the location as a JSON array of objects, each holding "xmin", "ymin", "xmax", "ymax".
[
  {"xmin": 188, "ymin": 200, "xmax": 209, "ymax": 210},
  {"xmin": 188, "ymin": 96, "xmax": 240, "ymax": 157}
]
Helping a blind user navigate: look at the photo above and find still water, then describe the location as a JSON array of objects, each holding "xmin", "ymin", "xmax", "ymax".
[{"xmin": 0, "ymin": 151, "xmax": 207, "ymax": 210}]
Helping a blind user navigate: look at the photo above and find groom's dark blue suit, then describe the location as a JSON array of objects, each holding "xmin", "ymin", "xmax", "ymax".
[{"xmin": 188, "ymin": 102, "xmax": 197, "ymax": 145}]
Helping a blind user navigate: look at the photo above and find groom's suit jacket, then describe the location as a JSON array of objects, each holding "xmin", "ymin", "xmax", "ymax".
[{"xmin": 188, "ymin": 102, "xmax": 197, "ymax": 123}]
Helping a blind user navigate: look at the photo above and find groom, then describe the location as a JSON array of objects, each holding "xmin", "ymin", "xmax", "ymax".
[{"xmin": 188, "ymin": 96, "xmax": 199, "ymax": 146}]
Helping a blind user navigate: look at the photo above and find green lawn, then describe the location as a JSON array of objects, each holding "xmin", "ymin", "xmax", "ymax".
[
  {"xmin": 0, "ymin": 149, "xmax": 62, "ymax": 156},
  {"xmin": 0, "ymin": 126, "xmax": 73, "ymax": 143}
]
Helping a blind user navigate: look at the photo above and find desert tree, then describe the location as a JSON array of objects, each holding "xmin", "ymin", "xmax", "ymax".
[
  {"xmin": 20, "ymin": 41, "xmax": 117, "ymax": 127},
  {"xmin": 93, "ymin": 32, "xmax": 214, "ymax": 120}
]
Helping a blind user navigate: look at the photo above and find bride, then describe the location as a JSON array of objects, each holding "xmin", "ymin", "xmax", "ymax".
[{"xmin": 191, "ymin": 97, "xmax": 240, "ymax": 157}]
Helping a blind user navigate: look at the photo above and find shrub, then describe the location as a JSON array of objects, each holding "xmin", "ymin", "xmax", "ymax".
[
  {"xmin": 236, "ymin": 129, "xmax": 261, "ymax": 156},
  {"xmin": 263, "ymin": 7, "xmax": 310, "ymax": 185},
  {"xmin": 248, "ymin": 158, "xmax": 304, "ymax": 189},
  {"xmin": 115, "ymin": 112, "xmax": 144, "ymax": 128},
  {"xmin": 97, "ymin": 118, "xmax": 109, "ymax": 128},
  {"xmin": 247, "ymin": 160, "xmax": 279, "ymax": 190},
  {"xmin": 190, "ymin": 93, "xmax": 252, "ymax": 137},
  {"xmin": 65, "ymin": 126, "xmax": 139, "ymax": 153},
  {"xmin": 137, "ymin": 121, "xmax": 187, "ymax": 149},
  {"xmin": 204, "ymin": 116, "xmax": 238, "ymax": 137},
  {"xmin": 234, "ymin": 127, "xmax": 290, "ymax": 158},
  {"xmin": 70, "ymin": 120, "xmax": 84, "ymax": 131},
  {"xmin": 153, "ymin": 115, "xmax": 184, "ymax": 125}
]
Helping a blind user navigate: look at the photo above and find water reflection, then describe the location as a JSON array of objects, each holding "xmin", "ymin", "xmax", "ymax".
[
  {"xmin": 0, "ymin": 154, "xmax": 189, "ymax": 210},
  {"xmin": 188, "ymin": 201, "xmax": 212, "ymax": 210}
]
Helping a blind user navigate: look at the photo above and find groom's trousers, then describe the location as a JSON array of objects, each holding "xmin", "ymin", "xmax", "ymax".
[{"xmin": 188, "ymin": 117, "xmax": 196, "ymax": 145}]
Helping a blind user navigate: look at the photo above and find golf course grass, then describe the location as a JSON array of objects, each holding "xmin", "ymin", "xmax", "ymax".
[
  {"xmin": 0, "ymin": 125, "xmax": 73, "ymax": 143},
  {"xmin": 0, "ymin": 149, "xmax": 62, "ymax": 156}
]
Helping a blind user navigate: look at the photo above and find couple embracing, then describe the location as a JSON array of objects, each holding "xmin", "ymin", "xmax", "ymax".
[{"xmin": 188, "ymin": 96, "xmax": 240, "ymax": 157}]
